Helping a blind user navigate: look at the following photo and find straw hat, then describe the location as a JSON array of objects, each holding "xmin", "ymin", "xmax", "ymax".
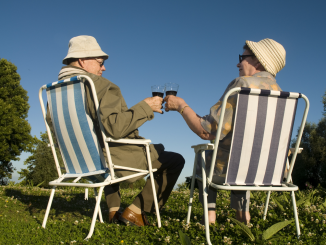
[
  {"xmin": 246, "ymin": 38, "xmax": 286, "ymax": 76},
  {"xmin": 63, "ymin": 35, "xmax": 109, "ymax": 65}
]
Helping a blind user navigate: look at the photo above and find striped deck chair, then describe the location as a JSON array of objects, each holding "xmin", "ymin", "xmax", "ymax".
[
  {"xmin": 186, "ymin": 87, "xmax": 309, "ymax": 245},
  {"xmin": 39, "ymin": 75, "xmax": 161, "ymax": 240}
]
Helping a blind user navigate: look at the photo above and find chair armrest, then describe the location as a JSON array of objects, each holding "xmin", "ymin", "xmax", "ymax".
[
  {"xmin": 283, "ymin": 147, "xmax": 304, "ymax": 179},
  {"xmin": 289, "ymin": 147, "xmax": 303, "ymax": 154},
  {"xmin": 191, "ymin": 143, "xmax": 214, "ymax": 152},
  {"xmin": 106, "ymin": 138, "xmax": 151, "ymax": 145}
]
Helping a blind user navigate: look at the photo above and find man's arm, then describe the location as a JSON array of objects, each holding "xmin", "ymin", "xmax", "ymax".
[{"xmin": 95, "ymin": 81, "xmax": 162, "ymax": 139}]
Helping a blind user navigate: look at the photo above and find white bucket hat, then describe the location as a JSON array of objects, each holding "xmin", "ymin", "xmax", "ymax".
[
  {"xmin": 63, "ymin": 35, "xmax": 109, "ymax": 65},
  {"xmin": 246, "ymin": 38, "xmax": 286, "ymax": 76}
]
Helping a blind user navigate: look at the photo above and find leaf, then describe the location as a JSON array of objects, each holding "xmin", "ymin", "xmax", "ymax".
[
  {"xmin": 267, "ymin": 233, "xmax": 290, "ymax": 243},
  {"xmin": 304, "ymin": 199, "xmax": 311, "ymax": 206},
  {"xmin": 271, "ymin": 196, "xmax": 284, "ymax": 212},
  {"xmin": 229, "ymin": 217, "xmax": 255, "ymax": 241},
  {"xmin": 262, "ymin": 220, "xmax": 294, "ymax": 240},
  {"xmin": 179, "ymin": 230, "xmax": 191, "ymax": 245},
  {"xmin": 321, "ymin": 198, "xmax": 326, "ymax": 208},
  {"xmin": 250, "ymin": 192, "xmax": 255, "ymax": 199},
  {"xmin": 259, "ymin": 192, "xmax": 267, "ymax": 202},
  {"xmin": 282, "ymin": 193, "xmax": 289, "ymax": 202},
  {"xmin": 96, "ymin": 228, "xmax": 101, "ymax": 237},
  {"xmin": 307, "ymin": 190, "xmax": 317, "ymax": 205},
  {"xmin": 36, "ymin": 181, "xmax": 44, "ymax": 187},
  {"xmin": 296, "ymin": 195, "xmax": 309, "ymax": 207}
]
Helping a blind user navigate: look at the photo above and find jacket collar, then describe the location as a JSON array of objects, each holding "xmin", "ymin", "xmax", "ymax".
[
  {"xmin": 252, "ymin": 71, "xmax": 275, "ymax": 81},
  {"xmin": 58, "ymin": 65, "xmax": 87, "ymax": 80}
]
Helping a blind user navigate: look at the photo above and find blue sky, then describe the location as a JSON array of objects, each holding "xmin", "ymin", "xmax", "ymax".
[{"xmin": 1, "ymin": 1, "xmax": 325, "ymax": 185}]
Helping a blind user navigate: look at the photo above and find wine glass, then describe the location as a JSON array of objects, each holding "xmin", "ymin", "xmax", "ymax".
[
  {"xmin": 164, "ymin": 83, "xmax": 179, "ymax": 96},
  {"xmin": 151, "ymin": 85, "xmax": 165, "ymax": 98}
]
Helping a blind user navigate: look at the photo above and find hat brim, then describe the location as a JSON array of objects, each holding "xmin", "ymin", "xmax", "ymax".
[{"xmin": 63, "ymin": 50, "xmax": 109, "ymax": 65}]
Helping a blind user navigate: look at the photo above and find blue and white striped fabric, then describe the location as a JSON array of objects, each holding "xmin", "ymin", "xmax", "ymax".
[
  {"xmin": 46, "ymin": 77, "xmax": 108, "ymax": 182},
  {"xmin": 225, "ymin": 88, "xmax": 300, "ymax": 186}
]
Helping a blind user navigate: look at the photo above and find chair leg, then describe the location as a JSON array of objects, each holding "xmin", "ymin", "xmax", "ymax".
[
  {"xmin": 85, "ymin": 186, "xmax": 104, "ymax": 240},
  {"xmin": 148, "ymin": 169, "xmax": 161, "ymax": 228},
  {"xmin": 200, "ymin": 150, "xmax": 212, "ymax": 245},
  {"xmin": 84, "ymin": 188, "xmax": 89, "ymax": 200},
  {"xmin": 263, "ymin": 191, "xmax": 271, "ymax": 220},
  {"xmin": 291, "ymin": 191, "xmax": 301, "ymax": 238},
  {"xmin": 186, "ymin": 153, "xmax": 199, "ymax": 224},
  {"xmin": 146, "ymin": 145, "xmax": 161, "ymax": 228},
  {"xmin": 94, "ymin": 188, "xmax": 103, "ymax": 223},
  {"xmin": 42, "ymin": 186, "xmax": 56, "ymax": 228}
]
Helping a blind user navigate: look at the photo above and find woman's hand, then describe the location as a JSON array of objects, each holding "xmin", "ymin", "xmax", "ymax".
[{"xmin": 164, "ymin": 95, "xmax": 188, "ymax": 112}]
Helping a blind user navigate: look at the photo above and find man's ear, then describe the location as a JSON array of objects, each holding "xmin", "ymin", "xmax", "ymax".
[{"xmin": 78, "ymin": 58, "xmax": 85, "ymax": 68}]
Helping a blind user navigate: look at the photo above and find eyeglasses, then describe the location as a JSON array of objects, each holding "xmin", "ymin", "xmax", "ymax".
[
  {"xmin": 239, "ymin": 54, "xmax": 255, "ymax": 63},
  {"xmin": 95, "ymin": 58, "xmax": 105, "ymax": 67}
]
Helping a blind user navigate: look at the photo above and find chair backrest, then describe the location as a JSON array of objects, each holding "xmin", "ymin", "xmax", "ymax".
[
  {"xmin": 45, "ymin": 77, "xmax": 106, "ymax": 175},
  {"xmin": 222, "ymin": 88, "xmax": 305, "ymax": 186}
]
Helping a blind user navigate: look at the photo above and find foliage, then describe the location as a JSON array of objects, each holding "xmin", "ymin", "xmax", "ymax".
[
  {"xmin": 291, "ymin": 91, "xmax": 326, "ymax": 189},
  {"xmin": 183, "ymin": 176, "xmax": 198, "ymax": 190},
  {"xmin": 323, "ymin": 92, "xmax": 326, "ymax": 117},
  {"xmin": 2, "ymin": 183, "xmax": 326, "ymax": 244},
  {"xmin": 271, "ymin": 196, "xmax": 285, "ymax": 212},
  {"xmin": 176, "ymin": 180, "xmax": 190, "ymax": 191},
  {"xmin": 179, "ymin": 230, "xmax": 191, "ymax": 245},
  {"xmin": 0, "ymin": 58, "xmax": 33, "ymax": 185},
  {"xmin": 229, "ymin": 217, "xmax": 255, "ymax": 241},
  {"xmin": 18, "ymin": 132, "xmax": 62, "ymax": 188},
  {"xmin": 262, "ymin": 219, "xmax": 294, "ymax": 240},
  {"xmin": 230, "ymin": 216, "xmax": 294, "ymax": 242},
  {"xmin": 0, "ymin": 161, "xmax": 15, "ymax": 186}
]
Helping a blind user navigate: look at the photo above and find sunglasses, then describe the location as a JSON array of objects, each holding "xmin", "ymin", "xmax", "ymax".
[
  {"xmin": 239, "ymin": 54, "xmax": 255, "ymax": 63},
  {"xmin": 95, "ymin": 58, "xmax": 105, "ymax": 67}
]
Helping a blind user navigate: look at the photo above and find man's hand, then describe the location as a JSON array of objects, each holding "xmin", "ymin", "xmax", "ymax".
[
  {"xmin": 144, "ymin": 97, "xmax": 164, "ymax": 114},
  {"xmin": 164, "ymin": 95, "xmax": 187, "ymax": 112}
]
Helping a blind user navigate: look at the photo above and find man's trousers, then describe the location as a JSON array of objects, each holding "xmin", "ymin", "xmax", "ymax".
[{"xmin": 104, "ymin": 151, "xmax": 185, "ymax": 213}]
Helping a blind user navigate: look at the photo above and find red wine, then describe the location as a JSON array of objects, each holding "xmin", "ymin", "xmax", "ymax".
[
  {"xmin": 152, "ymin": 92, "xmax": 164, "ymax": 98},
  {"xmin": 166, "ymin": 90, "xmax": 177, "ymax": 96}
]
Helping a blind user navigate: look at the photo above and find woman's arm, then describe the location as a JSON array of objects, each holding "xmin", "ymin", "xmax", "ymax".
[{"xmin": 164, "ymin": 96, "xmax": 215, "ymax": 140}]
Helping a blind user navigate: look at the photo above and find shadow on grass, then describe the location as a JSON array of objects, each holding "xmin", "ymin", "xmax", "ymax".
[
  {"xmin": 3, "ymin": 187, "xmax": 191, "ymax": 229},
  {"xmin": 4, "ymin": 188, "xmax": 110, "ymax": 225}
]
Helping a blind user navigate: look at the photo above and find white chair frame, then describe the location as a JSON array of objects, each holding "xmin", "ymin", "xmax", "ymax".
[
  {"xmin": 186, "ymin": 87, "xmax": 309, "ymax": 245},
  {"xmin": 263, "ymin": 147, "xmax": 303, "ymax": 220},
  {"xmin": 39, "ymin": 75, "xmax": 161, "ymax": 240}
]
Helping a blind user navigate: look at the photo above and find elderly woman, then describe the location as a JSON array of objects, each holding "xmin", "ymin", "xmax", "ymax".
[{"xmin": 164, "ymin": 38, "xmax": 286, "ymax": 224}]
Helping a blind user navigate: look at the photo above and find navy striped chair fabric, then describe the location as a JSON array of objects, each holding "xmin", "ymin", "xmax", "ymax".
[
  {"xmin": 226, "ymin": 88, "xmax": 300, "ymax": 186},
  {"xmin": 187, "ymin": 87, "xmax": 309, "ymax": 245}
]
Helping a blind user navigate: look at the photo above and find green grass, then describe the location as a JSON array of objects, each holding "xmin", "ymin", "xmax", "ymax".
[{"xmin": 1, "ymin": 184, "xmax": 326, "ymax": 244}]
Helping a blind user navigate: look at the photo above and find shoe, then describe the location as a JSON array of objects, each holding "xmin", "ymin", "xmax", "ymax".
[
  {"xmin": 119, "ymin": 207, "xmax": 150, "ymax": 227},
  {"xmin": 109, "ymin": 210, "xmax": 122, "ymax": 223}
]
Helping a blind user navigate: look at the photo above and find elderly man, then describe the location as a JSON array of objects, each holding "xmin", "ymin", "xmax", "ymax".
[
  {"xmin": 164, "ymin": 38, "xmax": 286, "ymax": 224},
  {"xmin": 49, "ymin": 35, "xmax": 185, "ymax": 227}
]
